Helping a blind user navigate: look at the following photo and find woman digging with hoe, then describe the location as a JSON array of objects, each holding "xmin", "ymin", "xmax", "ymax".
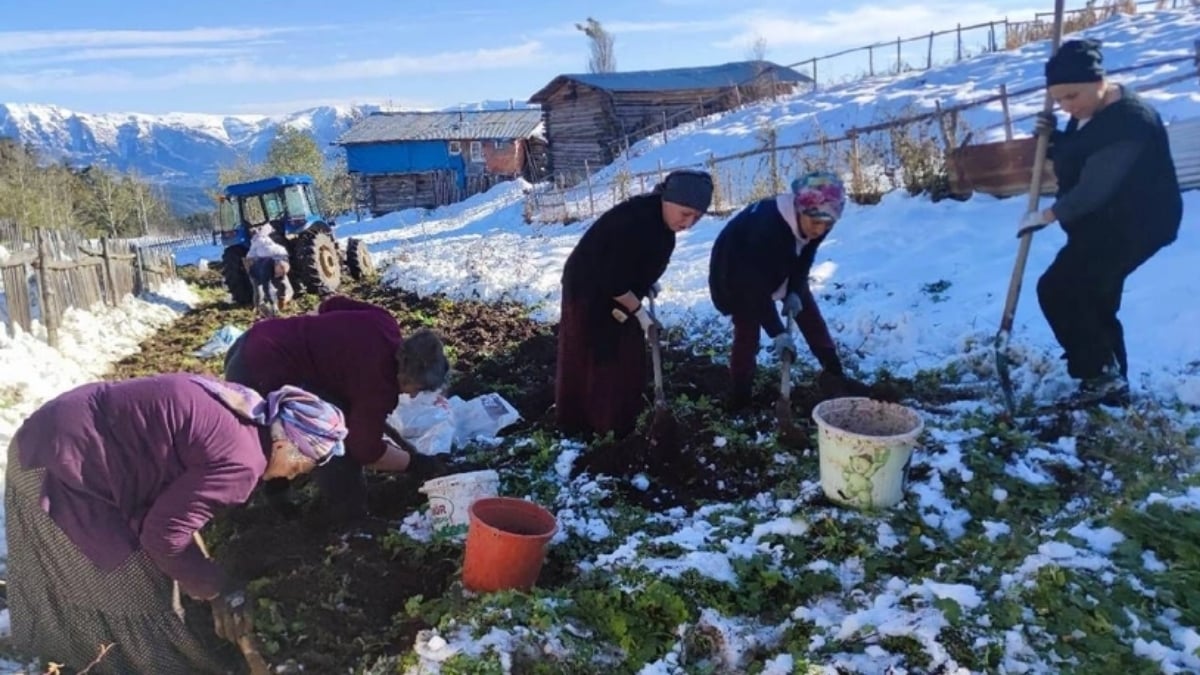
[
  {"xmin": 555, "ymin": 169, "xmax": 714, "ymax": 439},
  {"xmin": 5, "ymin": 372, "xmax": 348, "ymax": 674},
  {"xmin": 1016, "ymin": 38, "xmax": 1182, "ymax": 407},
  {"xmin": 708, "ymin": 170, "xmax": 871, "ymax": 412}
]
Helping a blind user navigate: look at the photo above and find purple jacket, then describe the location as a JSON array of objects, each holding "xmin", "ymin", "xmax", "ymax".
[
  {"xmin": 13, "ymin": 374, "xmax": 266, "ymax": 600},
  {"xmin": 228, "ymin": 295, "xmax": 402, "ymax": 465}
]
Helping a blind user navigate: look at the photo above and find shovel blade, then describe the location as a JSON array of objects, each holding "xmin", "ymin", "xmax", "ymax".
[{"xmin": 994, "ymin": 329, "xmax": 1017, "ymax": 415}]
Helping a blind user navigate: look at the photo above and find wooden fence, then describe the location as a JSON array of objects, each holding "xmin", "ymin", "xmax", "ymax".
[
  {"xmin": 524, "ymin": 48, "xmax": 1200, "ymax": 223},
  {"xmin": 0, "ymin": 221, "xmax": 181, "ymax": 348}
]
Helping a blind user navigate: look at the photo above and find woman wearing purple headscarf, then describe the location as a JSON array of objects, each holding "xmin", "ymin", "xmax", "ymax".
[
  {"xmin": 709, "ymin": 171, "xmax": 870, "ymax": 408},
  {"xmin": 4, "ymin": 372, "xmax": 347, "ymax": 674}
]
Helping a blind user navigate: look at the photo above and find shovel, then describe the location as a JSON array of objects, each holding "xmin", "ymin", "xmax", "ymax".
[
  {"xmin": 775, "ymin": 313, "xmax": 797, "ymax": 436},
  {"xmin": 995, "ymin": 0, "xmax": 1067, "ymax": 415},
  {"xmin": 645, "ymin": 294, "xmax": 678, "ymax": 449}
]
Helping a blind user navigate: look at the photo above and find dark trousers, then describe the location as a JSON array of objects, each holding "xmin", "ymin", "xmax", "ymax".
[
  {"xmin": 248, "ymin": 258, "xmax": 290, "ymax": 310},
  {"xmin": 730, "ymin": 314, "xmax": 762, "ymax": 398},
  {"xmin": 224, "ymin": 335, "xmax": 369, "ymax": 518},
  {"xmin": 1036, "ymin": 232, "xmax": 1161, "ymax": 380},
  {"xmin": 728, "ymin": 291, "xmax": 838, "ymax": 398}
]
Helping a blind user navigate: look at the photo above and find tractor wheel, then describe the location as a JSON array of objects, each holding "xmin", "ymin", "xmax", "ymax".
[
  {"xmin": 296, "ymin": 229, "xmax": 341, "ymax": 295},
  {"xmin": 221, "ymin": 245, "xmax": 253, "ymax": 306},
  {"xmin": 345, "ymin": 238, "xmax": 375, "ymax": 281}
]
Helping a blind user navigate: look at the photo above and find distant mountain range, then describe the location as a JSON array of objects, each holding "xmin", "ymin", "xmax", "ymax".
[{"xmin": 0, "ymin": 99, "xmax": 539, "ymax": 215}]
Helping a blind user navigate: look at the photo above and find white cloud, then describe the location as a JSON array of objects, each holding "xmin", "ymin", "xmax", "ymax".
[
  {"xmin": 0, "ymin": 27, "xmax": 310, "ymax": 54},
  {"xmin": 10, "ymin": 45, "xmax": 258, "ymax": 65},
  {"xmin": 714, "ymin": 3, "xmax": 1041, "ymax": 51},
  {"xmin": 0, "ymin": 41, "xmax": 549, "ymax": 93}
]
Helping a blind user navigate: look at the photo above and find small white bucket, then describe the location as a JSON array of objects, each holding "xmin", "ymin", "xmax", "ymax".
[
  {"xmin": 418, "ymin": 470, "xmax": 501, "ymax": 531},
  {"xmin": 812, "ymin": 397, "xmax": 924, "ymax": 510}
]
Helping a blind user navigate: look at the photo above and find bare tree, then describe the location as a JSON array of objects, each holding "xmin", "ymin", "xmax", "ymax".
[
  {"xmin": 744, "ymin": 35, "xmax": 773, "ymax": 100},
  {"xmin": 576, "ymin": 17, "xmax": 616, "ymax": 73},
  {"xmin": 748, "ymin": 35, "xmax": 769, "ymax": 62}
]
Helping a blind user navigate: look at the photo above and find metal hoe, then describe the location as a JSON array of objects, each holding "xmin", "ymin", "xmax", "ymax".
[
  {"xmin": 775, "ymin": 313, "xmax": 797, "ymax": 435},
  {"xmin": 995, "ymin": 0, "xmax": 1067, "ymax": 415}
]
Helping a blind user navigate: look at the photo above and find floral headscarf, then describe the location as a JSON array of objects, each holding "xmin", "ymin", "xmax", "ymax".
[
  {"xmin": 190, "ymin": 376, "xmax": 347, "ymax": 465},
  {"xmin": 792, "ymin": 171, "xmax": 847, "ymax": 221}
]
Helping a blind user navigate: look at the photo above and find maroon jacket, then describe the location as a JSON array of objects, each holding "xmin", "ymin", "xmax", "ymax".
[
  {"xmin": 226, "ymin": 295, "xmax": 401, "ymax": 465},
  {"xmin": 13, "ymin": 374, "xmax": 267, "ymax": 599}
]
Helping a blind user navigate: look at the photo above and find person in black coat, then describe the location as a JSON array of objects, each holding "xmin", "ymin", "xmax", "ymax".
[
  {"xmin": 556, "ymin": 169, "xmax": 714, "ymax": 437},
  {"xmin": 1017, "ymin": 39, "xmax": 1182, "ymax": 405},
  {"xmin": 709, "ymin": 170, "xmax": 869, "ymax": 408}
]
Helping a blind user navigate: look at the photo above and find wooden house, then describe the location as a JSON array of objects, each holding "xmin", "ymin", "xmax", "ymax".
[
  {"xmin": 335, "ymin": 109, "xmax": 546, "ymax": 215},
  {"xmin": 527, "ymin": 60, "xmax": 811, "ymax": 183}
]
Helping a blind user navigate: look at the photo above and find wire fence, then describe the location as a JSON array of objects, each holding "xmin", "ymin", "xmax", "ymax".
[
  {"xmin": 524, "ymin": 49, "xmax": 1200, "ymax": 223},
  {"xmin": 566, "ymin": 0, "xmax": 1178, "ymax": 192}
]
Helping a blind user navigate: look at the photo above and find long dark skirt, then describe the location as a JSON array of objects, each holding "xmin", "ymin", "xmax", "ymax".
[
  {"xmin": 5, "ymin": 442, "xmax": 244, "ymax": 675},
  {"xmin": 555, "ymin": 296, "xmax": 648, "ymax": 438}
]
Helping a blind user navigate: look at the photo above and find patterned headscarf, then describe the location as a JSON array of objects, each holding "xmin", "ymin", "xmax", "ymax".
[
  {"xmin": 792, "ymin": 171, "xmax": 847, "ymax": 221},
  {"xmin": 190, "ymin": 376, "xmax": 347, "ymax": 465}
]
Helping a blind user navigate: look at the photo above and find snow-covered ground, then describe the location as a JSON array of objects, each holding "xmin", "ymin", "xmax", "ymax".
[{"xmin": 3, "ymin": 7, "xmax": 1200, "ymax": 674}]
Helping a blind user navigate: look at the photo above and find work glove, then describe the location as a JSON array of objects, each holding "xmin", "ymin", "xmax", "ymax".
[
  {"xmin": 771, "ymin": 332, "xmax": 796, "ymax": 361},
  {"xmin": 1034, "ymin": 110, "xmax": 1057, "ymax": 137},
  {"xmin": 211, "ymin": 581, "xmax": 253, "ymax": 645},
  {"xmin": 648, "ymin": 282, "xmax": 662, "ymax": 300},
  {"xmin": 781, "ymin": 292, "xmax": 802, "ymax": 319},
  {"xmin": 1016, "ymin": 210, "xmax": 1050, "ymax": 238},
  {"xmin": 635, "ymin": 305, "xmax": 663, "ymax": 335}
]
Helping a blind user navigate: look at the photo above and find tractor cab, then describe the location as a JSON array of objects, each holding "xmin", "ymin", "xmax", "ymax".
[
  {"xmin": 215, "ymin": 174, "xmax": 373, "ymax": 306},
  {"xmin": 216, "ymin": 175, "xmax": 324, "ymax": 248}
]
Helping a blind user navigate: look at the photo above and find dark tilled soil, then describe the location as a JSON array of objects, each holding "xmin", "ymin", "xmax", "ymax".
[{"xmin": 94, "ymin": 269, "xmax": 935, "ymax": 671}]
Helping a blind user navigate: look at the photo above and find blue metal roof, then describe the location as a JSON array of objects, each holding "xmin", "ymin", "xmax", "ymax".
[
  {"xmin": 336, "ymin": 109, "xmax": 544, "ymax": 145},
  {"xmin": 528, "ymin": 60, "xmax": 812, "ymax": 102},
  {"xmin": 223, "ymin": 174, "xmax": 313, "ymax": 197}
]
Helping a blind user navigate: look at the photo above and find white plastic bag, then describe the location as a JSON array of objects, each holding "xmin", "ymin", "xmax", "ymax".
[
  {"xmin": 447, "ymin": 393, "xmax": 521, "ymax": 446},
  {"xmin": 387, "ymin": 391, "xmax": 456, "ymax": 456},
  {"xmin": 193, "ymin": 324, "xmax": 245, "ymax": 358},
  {"xmin": 386, "ymin": 391, "xmax": 521, "ymax": 456}
]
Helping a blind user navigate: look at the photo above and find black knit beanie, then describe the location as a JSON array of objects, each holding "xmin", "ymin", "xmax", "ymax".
[
  {"xmin": 659, "ymin": 169, "xmax": 714, "ymax": 213},
  {"xmin": 1045, "ymin": 38, "xmax": 1105, "ymax": 86}
]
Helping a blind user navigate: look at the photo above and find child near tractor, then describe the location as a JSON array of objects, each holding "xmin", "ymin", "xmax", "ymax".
[{"xmin": 245, "ymin": 225, "xmax": 293, "ymax": 316}]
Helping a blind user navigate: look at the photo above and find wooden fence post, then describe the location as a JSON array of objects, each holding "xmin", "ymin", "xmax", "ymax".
[
  {"xmin": 927, "ymin": 32, "xmax": 935, "ymax": 69},
  {"xmin": 999, "ymin": 84, "xmax": 1015, "ymax": 141},
  {"xmin": 657, "ymin": 159, "xmax": 665, "ymax": 184},
  {"xmin": 662, "ymin": 111, "xmax": 669, "ymax": 142},
  {"xmin": 584, "ymin": 160, "xmax": 596, "ymax": 216},
  {"xmin": 133, "ymin": 245, "xmax": 145, "ymax": 296},
  {"xmin": 849, "ymin": 133, "xmax": 862, "ymax": 194},
  {"xmin": 956, "ymin": 24, "xmax": 963, "ymax": 61},
  {"xmin": 768, "ymin": 128, "xmax": 780, "ymax": 193},
  {"xmin": 896, "ymin": 36, "xmax": 902, "ymax": 74},
  {"xmin": 35, "ymin": 228, "xmax": 59, "ymax": 349},
  {"xmin": 811, "ymin": 59, "xmax": 818, "ymax": 89},
  {"xmin": 868, "ymin": 45, "xmax": 874, "ymax": 76},
  {"xmin": 100, "ymin": 237, "xmax": 117, "ymax": 306}
]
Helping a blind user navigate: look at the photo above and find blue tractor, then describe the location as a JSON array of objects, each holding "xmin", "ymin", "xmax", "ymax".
[{"xmin": 214, "ymin": 174, "xmax": 373, "ymax": 305}]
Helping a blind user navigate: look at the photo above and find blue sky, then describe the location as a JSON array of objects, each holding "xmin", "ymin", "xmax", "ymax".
[{"xmin": 0, "ymin": 0, "xmax": 1047, "ymax": 116}]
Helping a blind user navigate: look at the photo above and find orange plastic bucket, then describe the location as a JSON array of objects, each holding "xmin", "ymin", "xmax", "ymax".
[{"xmin": 462, "ymin": 497, "xmax": 558, "ymax": 593}]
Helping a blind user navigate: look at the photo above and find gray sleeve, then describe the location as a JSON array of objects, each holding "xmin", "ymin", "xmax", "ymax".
[{"xmin": 1051, "ymin": 140, "xmax": 1143, "ymax": 224}]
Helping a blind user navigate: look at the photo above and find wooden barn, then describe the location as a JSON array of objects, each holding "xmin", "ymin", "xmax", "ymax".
[
  {"xmin": 335, "ymin": 109, "xmax": 546, "ymax": 215},
  {"xmin": 527, "ymin": 60, "xmax": 811, "ymax": 183}
]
